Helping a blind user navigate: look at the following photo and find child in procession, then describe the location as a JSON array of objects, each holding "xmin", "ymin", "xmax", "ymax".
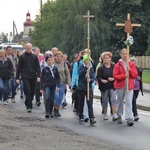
[
  {"xmin": 40, "ymin": 54, "xmax": 60, "ymax": 119},
  {"xmin": 78, "ymin": 54, "xmax": 96, "ymax": 125}
]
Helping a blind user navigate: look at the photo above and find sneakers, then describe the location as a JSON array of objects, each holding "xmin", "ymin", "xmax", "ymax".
[
  {"xmin": 27, "ymin": 108, "xmax": 32, "ymax": 113},
  {"xmin": 134, "ymin": 115, "xmax": 139, "ymax": 121},
  {"xmin": 4, "ymin": 100, "xmax": 8, "ymax": 105},
  {"xmin": 103, "ymin": 115, "xmax": 108, "ymax": 120},
  {"xmin": 127, "ymin": 119, "xmax": 134, "ymax": 126},
  {"xmin": 79, "ymin": 119, "xmax": 84, "ymax": 125},
  {"xmin": 45, "ymin": 114, "xmax": 49, "ymax": 119},
  {"xmin": 54, "ymin": 109, "xmax": 61, "ymax": 117},
  {"xmin": 90, "ymin": 118, "xmax": 96, "ymax": 125},
  {"xmin": 62, "ymin": 102, "xmax": 67, "ymax": 108},
  {"xmin": 11, "ymin": 98, "xmax": 16, "ymax": 103},
  {"xmin": 20, "ymin": 96, "xmax": 23, "ymax": 99},
  {"xmin": 84, "ymin": 118, "xmax": 89, "ymax": 123},
  {"xmin": 117, "ymin": 116, "xmax": 122, "ymax": 124},
  {"xmin": 112, "ymin": 114, "xmax": 118, "ymax": 121},
  {"xmin": 50, "ymin": 113, "xmax": 54, "ymax": 118},
  {"xmin": 73, "ymin": 108, "xmax": 77, "ymax": 112},
  {"xmin": 36, "ymin": 102, "xmax": 41, "ymax": 107}
]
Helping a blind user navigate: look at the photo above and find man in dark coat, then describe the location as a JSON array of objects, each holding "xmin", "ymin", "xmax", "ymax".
[{"xmin": 16, "ymin": 43, "xmax": 41, "ymax": 112}]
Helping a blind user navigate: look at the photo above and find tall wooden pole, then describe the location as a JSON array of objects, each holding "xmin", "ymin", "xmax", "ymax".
[
  {"xmin": 83, "ymin": 10, "xmax": 94, "ymax": 100},
  {"xmin": 40, "ymin": 0, "xmax": 43, "ymax": 20},
  {"xmin": 116, "ymin": 13, "xmax": 141, "ymax": 92}
]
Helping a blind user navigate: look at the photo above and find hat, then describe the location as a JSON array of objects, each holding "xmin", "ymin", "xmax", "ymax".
[
  {"xmin": 82, "ymin": 54, "xmax": 92, "ymax": 62},
  {"xmin": 45, "ymin": 54, "xmax": 53, "ymax": 61}
]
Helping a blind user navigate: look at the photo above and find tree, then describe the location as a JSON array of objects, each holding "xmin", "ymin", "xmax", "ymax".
[
  {"xmin": 31, "ymin": 0, "xmax": 112, "ymax": 63},
  {"xmin": 102, "ymin": 0, "xmax": 150, "ymax": 56}
]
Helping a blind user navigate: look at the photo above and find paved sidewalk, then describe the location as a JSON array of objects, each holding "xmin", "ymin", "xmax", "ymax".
[{"xmin": 93, "ymin": 83, "xmax": 150, "ymax": 111}]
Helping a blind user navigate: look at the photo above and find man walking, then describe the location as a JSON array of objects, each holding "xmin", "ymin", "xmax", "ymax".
[{"xmin": 16, "ymin": 43, "xmax": 41, "ymax": 112}]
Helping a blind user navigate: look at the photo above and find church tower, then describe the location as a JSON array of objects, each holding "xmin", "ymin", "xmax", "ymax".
[{"xmin": 23, "ymin": 11, "xmax": 34, "ymax": 38}]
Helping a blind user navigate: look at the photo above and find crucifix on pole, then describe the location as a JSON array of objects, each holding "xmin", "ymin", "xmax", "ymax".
[
  {"xmin": 83, "ymin": 10, "xmax": 94, "ymax": 100},
  {"xmin": 116, "ymin": 13, "xmax": 141, "ymax": 92}
]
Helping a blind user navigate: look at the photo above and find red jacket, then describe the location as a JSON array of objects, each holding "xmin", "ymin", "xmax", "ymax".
[{"xmin": 113, "ymin": 60, "xmax": 137, "ymax": 90}]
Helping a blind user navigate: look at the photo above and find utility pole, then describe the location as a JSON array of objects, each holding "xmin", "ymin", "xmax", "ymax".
[{"xmin": 40, "ymin": 0, "xmax": 42, "ymax": 20}]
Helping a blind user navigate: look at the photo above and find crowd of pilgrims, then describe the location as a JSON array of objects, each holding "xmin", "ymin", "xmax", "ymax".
[{"xmin": 0, "ymin": 43, "xmax": 143, "ymax": 126}]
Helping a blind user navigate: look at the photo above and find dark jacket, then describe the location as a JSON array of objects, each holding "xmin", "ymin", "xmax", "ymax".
[
  {"xmin": 136, "ymin": 67, "xmax": 143, "ymax": 95},
  {"xmin": 78, "ymin": 63, "xmax": 95, "ymax": 91},
  {"xmin": 0, "ymin": 57, "xmax": 14, "ymax": 80},
  {"xmin": 40, "ymin": 65, "xmax": 60, "ymax": 90},
  {"xmin": 16, "ymin": 52, "xmax": 41, "ymax": 79},
  {"xmin": 97, "ymin": 63, "xmax": 115, "ymax": 92}
]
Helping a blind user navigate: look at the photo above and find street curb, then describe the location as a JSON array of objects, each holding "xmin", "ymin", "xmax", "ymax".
[{"xmin": 93, "ymin": 95, "xmax": 150, "ymax": 112}]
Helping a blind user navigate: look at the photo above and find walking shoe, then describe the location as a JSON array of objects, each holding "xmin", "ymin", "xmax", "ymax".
[
  {"xmin": 84, "ymin": 118, "xmax": 89, "ymax": 123},
  {"xmin": 103, "ymin": 115, "xmax": 108, "ymax": 120},
  {"xmin": 50, "ymin": 113, "xmax": 54, "ymax": 118},
  {"xmin": 4, "ymin": 100, "xmax": 8, "ymax": 105},
  {"xmin": 79, "ymin": 119, "xmax": 84, "ymax": 125},
  {"xmin": 54, "ymin": 110, "xmax": 61, "ymax": 117},
  {"xmin": 117, "ymin": 116, "xmax": 122, "ymax": 124},
  {"xmin": 36, "ymin": 102, "xmax": 41, "ymax": 107},
  {"xmin": 112, "ymin": 114, "xmax": 118, "ymax": 121},
  {"xmin": 90, "ymin": 118, "xmax": 96, "ymax": 125},
  {"xmin": 20, "ymin": 96, "xmax": 23, "ymax": 99},
  {"xmin": 45, "ymin": 114, "xmax": 49, "ymax": 119},
  {"xmin": 73, "ymin": 108, "xmax": 77, "ymax": 112},
  {"xmin": 27, "ymin": 108, "xmax": 32, "ymax": 113},
  {"xmin": 11, "ymin": 98, "xmax": 16, "ymax": 103},
  {"xmin": 62, "ymin": 102, "xmax": 67, "ymax": 108},
  {"xmin": 127, "ymin": 119, "xmax": 134, "ymax": 126},
  {"xmin": 134, "ymin": 115, "xmax": 139, "ymax": 121}
]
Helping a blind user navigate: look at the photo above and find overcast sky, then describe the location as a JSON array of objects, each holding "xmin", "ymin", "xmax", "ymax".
[{"xmin": 0, "ymin": 0, "xmax": 47, "ymax": 35}]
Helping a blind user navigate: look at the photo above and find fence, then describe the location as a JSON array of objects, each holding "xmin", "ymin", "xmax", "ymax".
[{"xmin": 135, "ymin": 56, "xmax": 150, "ymax": 69}]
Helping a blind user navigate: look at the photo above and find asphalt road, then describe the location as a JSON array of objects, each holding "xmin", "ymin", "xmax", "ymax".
[{"xmin": 9, "ymin": 92, "xmax": 150, "ymax": 150}]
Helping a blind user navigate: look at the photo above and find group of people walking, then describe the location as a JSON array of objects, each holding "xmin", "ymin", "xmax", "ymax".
[{"xmin": 0, "ymin": 43, "xmax": 142, "ymax": 127}]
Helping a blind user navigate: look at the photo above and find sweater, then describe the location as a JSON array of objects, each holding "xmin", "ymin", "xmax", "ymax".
[
  {"xmin": 0, "ymin": 57, "xmax": 14, "ymax": 80},
  {"xmin": 16, "ymin": 52, "xmax": 41, "ymax": 79},
  {"xmin": 54, "ymin": 61, "xmax": 71, "ymax": 86},
  {"xmin": 97, "ymin": 64, "xmax": 115, "ymax": 92},
  {"xmin": 40, "ymin": 65, "xmax": 60, "ymax": 90}
]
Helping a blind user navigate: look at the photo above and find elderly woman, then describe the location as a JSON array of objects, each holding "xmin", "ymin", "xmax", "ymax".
[
  {"xmin": 97, "ymin": 52, "xmax": 118, "ymax": 121},
  {"xmin": 0, "ymin": 50, "xmax": 14, "ymax": 104},
  {"xmin": 130, "ymin": 57, "xmax": 143, "ymax": 121}
]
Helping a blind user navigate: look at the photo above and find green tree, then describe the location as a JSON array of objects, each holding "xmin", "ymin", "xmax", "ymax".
[
  {"xmin": 1, "ymin": 32, "xmax": 8, "ymax": 43},
  {"xmin": 31, "ymin": 0, "xmax": 112, "ymax": 63},
  {"xmin": 102, "ymin": 0, "xmax": 150, "ymax": 56}
]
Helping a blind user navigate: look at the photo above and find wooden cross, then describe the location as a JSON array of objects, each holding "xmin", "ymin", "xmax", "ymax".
[
  {"xmin": 116, "ymin": 13, "xmax": 141, "ymax": 91},
  {"xmin": 83, "ymin": 10, "xmax": 94, "ymax": 100}
]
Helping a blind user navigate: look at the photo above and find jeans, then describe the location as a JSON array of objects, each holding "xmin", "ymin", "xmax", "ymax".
[
  {"xmin": 9, "ymin": 77, "xmax": 17, "ymax": 99},
  {"xmin": 22, "ymin": 78, "xmax": 36, "ymax": 109},
  {"xmin": 0, "ymin": 78, "xmax": 9, "ymax": 101},
  {"xmin": 45, "ymin": 87, "xmax": 56, "ymax": 113},
  {"xmin": 54, "ymin": 84, "xmax": 66, "ymax": 108},
  {"xmin": 20, "ymin": 80, "xmax": 24, "ymax": 97}
]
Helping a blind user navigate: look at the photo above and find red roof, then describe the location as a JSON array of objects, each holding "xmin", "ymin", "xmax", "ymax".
[
  {"xmin": 24, "ymin": 20, "xmax": 32, "ymax": 26},
  {"xmin": 24, "ymin": 11, "xmax": 32, "ymax": 26}
]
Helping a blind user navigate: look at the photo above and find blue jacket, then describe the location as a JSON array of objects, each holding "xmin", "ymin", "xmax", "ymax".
[
  {"xmin": 78, "ymin": 63, "xmax": 95, "ymax": 91},
  {"xmin": 71, "ymin": 60, "xmax": 95, "ymax": 89}
]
